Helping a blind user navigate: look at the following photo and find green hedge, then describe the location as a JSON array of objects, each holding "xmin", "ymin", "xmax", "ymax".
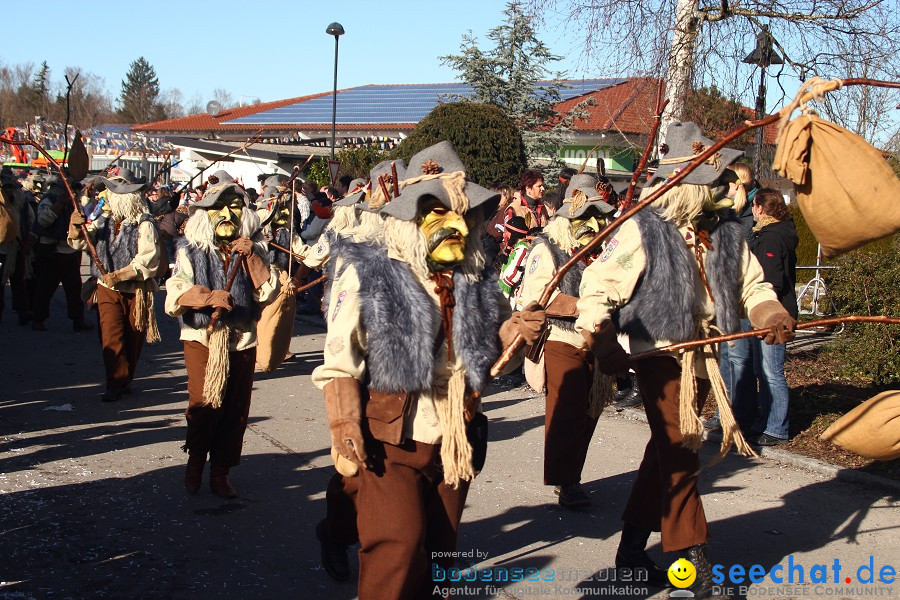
[{"xmin": 824, "ymin": 237, "xmax": 900, "ymax": 385}]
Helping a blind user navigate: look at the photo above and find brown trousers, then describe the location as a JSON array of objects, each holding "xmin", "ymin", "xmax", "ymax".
[
  {"xmin": 326, "ymin": 472, "xmax": 360, "ymax": 546},
  {"xmin": 96, "ymin": 285, "xmax": 144, "ymax": 391},
  {"xmin": 183, "ymin": 341, "xmax": 255, "ymax": 467},
  {"xmin": 622, "ymin": 356, "xmax": 711, "ymax": 552},
  {"xmin": 357, "ymin": 439, "xmax": 469, "ymax": 600},
  {"xmin": 32, "ymin": 248, "xmax": 84, "ymax": 323},
  {"xmin": 543, "ymin": 340, "xmax": 599, "ymax": 485}
]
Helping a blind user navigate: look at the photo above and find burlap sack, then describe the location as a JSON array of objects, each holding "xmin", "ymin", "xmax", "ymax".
[
  {"xmin": 772, "ymin": 114, "xmax": 900, "ymax": 257},
  {"xmin": 820, "ymin": 390, "xmax": 900, "ymax": 460},
  {"xmin": 524, "ymin": 354, "xmax": 546, "ymax": 394},
  {"xmin": 255, "ymin": 270, "xmax": 297, "ymax": 372}
]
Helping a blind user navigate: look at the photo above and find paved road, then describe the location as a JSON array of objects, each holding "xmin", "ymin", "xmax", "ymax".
[{"xmin": 1, "ymin": 284, "xmax": 898, "ymax": 600}]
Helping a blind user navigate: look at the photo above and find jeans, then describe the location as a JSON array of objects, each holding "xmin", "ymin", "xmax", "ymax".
[
  {"xmin": 752, "ymin": 339, "xmax": 790, "ymax": 439},
  {"xmin": 718, "ymin": 319, "xmax": 758, "ymax": 431}
]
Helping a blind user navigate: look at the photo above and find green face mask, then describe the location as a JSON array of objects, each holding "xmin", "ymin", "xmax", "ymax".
[{"xmin": 207, "ymin": 195, "xmax": 244, "ymax": 243}]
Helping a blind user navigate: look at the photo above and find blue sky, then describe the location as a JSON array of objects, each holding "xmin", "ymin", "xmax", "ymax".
[{"xmin": 1, "ymin": 0, "xmax": 590, "ymax": 108}]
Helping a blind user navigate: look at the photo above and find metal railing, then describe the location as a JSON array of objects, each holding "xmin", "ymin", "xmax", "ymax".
[{"xmin": 796, "ymin": 243, "xmax": 843, "ymax": 333}]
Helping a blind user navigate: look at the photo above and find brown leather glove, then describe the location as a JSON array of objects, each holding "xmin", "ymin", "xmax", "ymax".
[
  {"xmin": 499, "ymin": 301, "xmax": 547, "ymax": 346},
  {"xmin": 324, "ymin": 378, "xmax": 368, "ymax": 469},
  {"xmin": 545, "ymin": 293, "xmax": 578, "ymax": 319},
  {"xmin": 177, "ymin": 285, "xmax": 234, "ymax": 312},
  {"xmin": 230, "ymin": 237, "xmax": 254, "ymax": 257},
  {"xmin": 749, "ymin": 300, "xmax": 796, "ymax": 345},
  {"xmin": 68, "ymin": 210, "xmax": 86, "ymax": 239},
  {"xmin": 581, "ymin": 320, "xmax": 631, "ymax": 375},
  {"xmin": 102, "ymin": 264, "xmax": 137, "ymax": 288}
]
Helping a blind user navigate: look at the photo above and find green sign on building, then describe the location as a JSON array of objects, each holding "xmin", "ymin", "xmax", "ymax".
[{"xmin": 560, "ymin": 145, "xmax": 636, "ymax": 172}]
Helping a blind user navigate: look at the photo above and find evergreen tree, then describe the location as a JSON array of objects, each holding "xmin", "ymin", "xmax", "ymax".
[
  {"xmin": 29, "ymin": 61, "xmax": 51, "ymax": 116},
  {"xmin": 118, "ymin": 57, "xmax": 161, "ymax": 124},
  {"xmin": 393, "ymin": 102, "xmax": 526, "ymax": 187},
  {"xmin": 441, "ymin": 2, "xmax": 591, "ymax": 170}
]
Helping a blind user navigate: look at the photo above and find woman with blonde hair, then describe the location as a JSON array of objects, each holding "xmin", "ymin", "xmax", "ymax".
[{"xmin": 708, "ymin": 162, "xmax": 763, "ymax": 433}]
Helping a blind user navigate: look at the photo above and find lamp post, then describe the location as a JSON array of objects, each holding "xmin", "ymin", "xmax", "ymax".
[
  {"xmin": 326, "ymin": 22, "xmax": 345, "ymax": 160},
  {"xmin": 743, "ymin": 25, "xmax": 783, "ymax": 178}
]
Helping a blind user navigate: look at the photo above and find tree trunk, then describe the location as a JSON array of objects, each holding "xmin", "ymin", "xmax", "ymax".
[{"xmin": 661, "ymin": 0, "xmax": 701, "ymax": 136}]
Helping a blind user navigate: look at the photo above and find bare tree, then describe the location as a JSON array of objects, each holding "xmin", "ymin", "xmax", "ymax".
[
  {"xmin": 212, "ymin": 88, "xmax": 236, "ymax": 109},
  {"xmin": 160, "ymin": 87, "xmax": 185, "ymax": 119},
  {"xmin": 528, "ymin": 0, "xmax": 900, "ymax": 143},
  {"xmin": 185, "ymin": 93, "xmax": 204, "ymax": 115}
]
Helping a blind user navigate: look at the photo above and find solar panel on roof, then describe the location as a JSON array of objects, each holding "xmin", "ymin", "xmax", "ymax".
[{"xmin": 225, "ymin": 80, "xmax": 627, "ymax": 126}]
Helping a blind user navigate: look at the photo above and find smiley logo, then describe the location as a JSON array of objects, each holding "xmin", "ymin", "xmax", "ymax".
[{"xmin": 668, "ymin": 558, "xmax": 696, "ymax": 588}]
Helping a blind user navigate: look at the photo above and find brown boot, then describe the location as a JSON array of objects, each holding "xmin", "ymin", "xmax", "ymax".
[
  {"xmin": 184, "ymin": 454, "xmax": 206, "ymax": 494},
  {"xmin": 209, "ymin": 464, "xmax": 238, "ymax": 499}
]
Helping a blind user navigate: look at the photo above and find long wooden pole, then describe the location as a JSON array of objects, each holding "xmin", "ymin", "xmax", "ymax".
[
  {"xmin": 623, "ymin": 85, "xmax": 667, "ymax": 208},
  {"xmin": 268, "ymin": 241, "xmax": 305, "ymax": 263},
  {"xmin": 629, "ymin": 316, "xmax": 900, "ymax": 361},
  {"xmin": 293, "ymin": 274, "xmax": 327, "ymax": 295},
  {"xmin": 0, "ymin": 135, "xmax": 106, "ymax": 275},
  {"xmin": 489, "ymin": 77, "xmax": 900, "ymax": 378},
  {"xmin": 104, "ymin": 141, "xmax": 141, "ymax": 173},
  {"xmin": 176, "ymin": 128, "xmax": 264, "ymax": 193}
]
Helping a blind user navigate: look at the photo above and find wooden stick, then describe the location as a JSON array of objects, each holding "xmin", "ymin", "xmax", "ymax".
[
  {"xmin": 577, "ymin": 142, "xmax": 602, "ymax": 175},
  {"xmin": 207, "ymin": 253, "xmax": 245, "ymax": 334},
  {"xmin": 488, "ymin": 77, "xmax": 900, "ymax": 378},
  {"xmin": 0, "ymin": 135, "xmax": 106, "ymax": 275},
  {"xmin": 105, "ymin": 141, "xmax": 141, "ymax": 173},
  {"xmin": 293, "ymin": 274, "xmax": 327, "ymax": 295},
  {"xmin": 623, "ymin": 87, "xmax": 668, "ymax": 208},
  {"xmin": 150, "ymin": 150, "xmax": 174, "ymax": 187},
  {"xmin": 630, "ymin": 316, "xmax": 900, "ymax": 361},
  {"xmin": 391, "ymin": 161, "xmax": 400, "ymax": 198},
  {"xmin": 267, "ymin": 241, "xmax": 305, "ymax": 262},
  {"xmin": 177, "ymin": 128, "xmax": 264, "ymax": 192}
]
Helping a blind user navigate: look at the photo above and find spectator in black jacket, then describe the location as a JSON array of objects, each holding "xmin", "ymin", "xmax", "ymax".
[{"xmin": 748, "ymin": 188, "xmax": 798, "ymax": 445}]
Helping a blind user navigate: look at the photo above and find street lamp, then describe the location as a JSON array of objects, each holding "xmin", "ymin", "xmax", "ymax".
[
  {"xmin": 743, "ymin": 25, "xmax": 783, "ymax": 178},
  {"xmin": 326, "ymin": 22, "xmax": 345, "ymax": 160}
]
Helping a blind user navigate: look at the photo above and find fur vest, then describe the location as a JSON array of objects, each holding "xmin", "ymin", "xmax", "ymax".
[
  {"xmin": 335, "ymin": 240, "xmax": 502, "ymax": 395},
  {"xmin": 176, "ymin": 238, "xmax": 260, "ymax": 332},
  {"xmin": 267, "ymin": 226, "xmax": 293, "ymax": 271},
  {"xmin": 90, "ymin": 214, "xmax": 155, "ymax": 278},
  {"xmin": 530, "ymin": 233, "xmax": 584, "ymax": 332},
  {"xmin": 612, "ymin": 210, "xmax": 744, "ymax": 343}
]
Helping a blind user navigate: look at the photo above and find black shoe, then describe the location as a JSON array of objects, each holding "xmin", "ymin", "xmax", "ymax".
[
  {"xmin": 316, "ymin": 519, "xmax": 351, "ymax": 582},
  {"xmin": 73, "ymin": 319, "xmax": 93, "ymax": 332},
  {"xmin": 754, "ymin": 433, "xmax": 788, "ymax": 446},
  {"xmin": 101, "ymin": 387, "xmax": 123, "ymax": 403},
  {"xmin": 614, "ymin": 524, "xmax": 668, "ymax": 587},
  {"xmin": 558, "ymin": 483, "xmax": 591, "ymax": 508},
  {"xmin": 120, "ymin": 385, "xmax": 133, "ymax": 395},
  {"xmin": 613, "ymin": 388, "xmax": 643, "ymax": 411},
  {"xmin": 683, "ymin": 544, "xmax": 714, "ymax": 599}
]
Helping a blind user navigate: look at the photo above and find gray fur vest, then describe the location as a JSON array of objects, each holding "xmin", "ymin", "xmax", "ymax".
[
  {"xmin": 90, "ymin": 214, "xmax": 155, "ymax": 278},
  {"xmin": 267, "ymin": 226, "xmax": 293, "ymax": 271},
  {"xmin": 335, "ymin": 240, "xmax": 502, "ymax": 394},
  {"xmin": 611, "ymin": 210, "xmax": 744, "ymax": 343},
  {"xmin": 176, "ymin": 238, "xmax": 260, "ymax": 331},
  {"xmin": 530, "ymin": 234, "xmax": 584, "ymax": 332}
]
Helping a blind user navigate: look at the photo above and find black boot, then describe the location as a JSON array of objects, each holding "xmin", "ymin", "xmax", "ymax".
[
  {"xmin": 683, "ymin": 544, "xmax": 714, "ymax": 599},
  {"xmin": 614, "ymin": 524, "xmax": 667, "ymax": 587},
  {"xmin": 316, "ymin": 519, "xmax": 351, "ymax": 581}
]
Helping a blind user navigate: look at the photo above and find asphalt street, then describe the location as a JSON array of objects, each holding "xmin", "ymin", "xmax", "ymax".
[{"xmin": 1, "ymin": 280, "xmax": 898, "ymax": 600}]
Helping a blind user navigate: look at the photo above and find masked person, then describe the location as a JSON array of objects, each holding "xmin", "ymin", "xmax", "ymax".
[
  {"xmin": 312, "ymin": 142, "xmax": 546, "ymax": 599},
  {"xmin": 519, "ymin": 174, "xmax": 616, "ymax": 508},
  {"xmin": 311, "ymin": 169, "xmax": 395, "ymax": 583},
  {"xmin": 0, "ymin": 167, "xmax": 36, "ymax": 325},
  {"xmin": 165, "ymin": 171, "xmax": 279, "ymax": 498},
  {"xmin": 575, "ymin": 123, "xmax": 795, "ymax": 598},
  {"xmin": 31, "ymin": 173, "xmax": 92, "ymax": 333},
  {"xmin": 68, "ymin": 167, "xmax": 163, "ymax": 402}
]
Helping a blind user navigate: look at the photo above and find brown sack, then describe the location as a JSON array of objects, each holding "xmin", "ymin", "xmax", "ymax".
[
  {"xmin": 772, "ymin": 114, "xmax": 900, "ymax": 257},
  {"xmin": 820, "ymin": 390, "xmax": 900, "ymax": 460},
  {"xmin": 255, "ymin": 270, "xmax": 297, "ymax": 372}
]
